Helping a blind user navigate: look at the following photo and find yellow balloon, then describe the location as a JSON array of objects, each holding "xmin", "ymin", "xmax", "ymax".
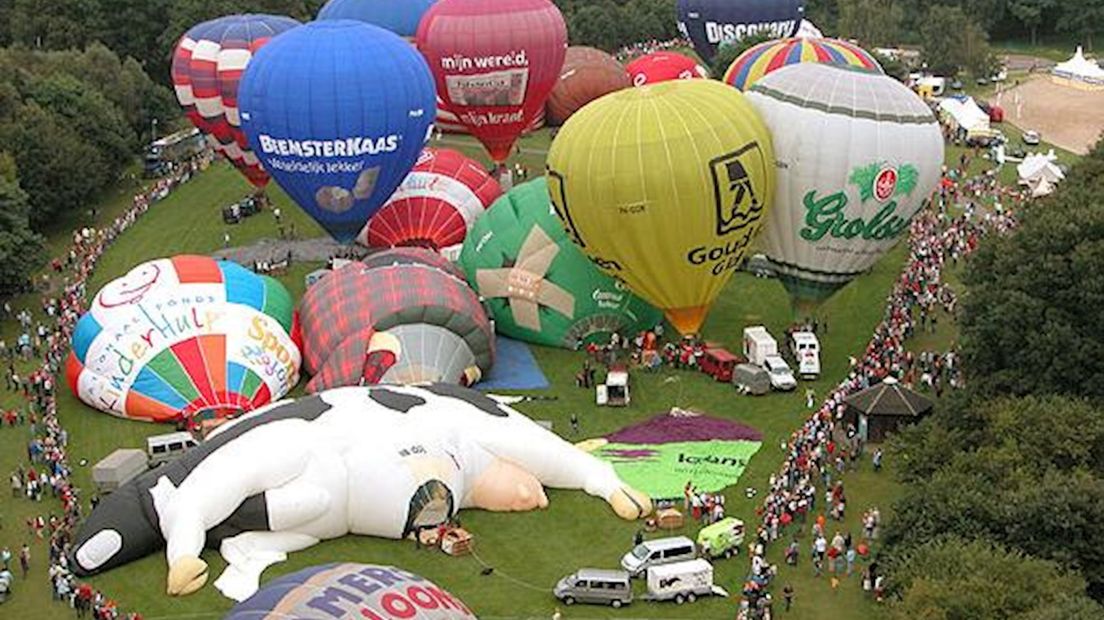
[{"xmin": 546, "ymin": 79, "xmax": 775, "ymax": 335}]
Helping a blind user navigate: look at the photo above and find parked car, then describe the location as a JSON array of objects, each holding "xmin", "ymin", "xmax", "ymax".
[
  {"xmin": 1023, "ymin": 130, "xmax": 1041, "ymax": 146},
  {"xmin": 621, "ymin": 536, "xmax": 697, "ymax": 577},
  {"xmin": 733, "ymin": 363, "xmax": 770, "ymax": 396},
  {"xmin": 554, "ymin": 569, "xmax": 632, "ymax": 608},
  {"xmin": 763, "ymin": 355, "xmax": 797, "ymax": 391},
  {"xmin": 700, "ymin": 347, "xmax": 742, "ymax": 383}
]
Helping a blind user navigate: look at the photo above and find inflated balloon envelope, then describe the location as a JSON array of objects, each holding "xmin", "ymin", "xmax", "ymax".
[
  {"xmin": 239, "ymin": 20, "xmax": 437, "ymax": 243},
  {"xmin": 224, "ymin": 563, "xmax": 475, "ymax": 619},
  {"xmin": 546, "ymin": 79, "xmax": 775, "ymax": 335},
  {"xmin": 744, "ymin": 63, "xmax": 943, "ymax": 311},
  {"xmin": 677, "ymin": 0, "xmax": 806, "ymax": 63}
]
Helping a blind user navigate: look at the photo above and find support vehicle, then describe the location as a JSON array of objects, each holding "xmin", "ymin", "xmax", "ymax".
[
  {"xmin": 742, "ymin": 326, "xmax": 778, "ymax": 367},
  {"xmin": 621, "ymin": 536, "xmax": 696, "ymax": 577},
  {"xmin": 642, "ymin": 559, "xmax": 728, "ymax": 604},
  {"xmin": 553, "ymin": 569, "xmax": 632, "ymax": 608},
  {"xmin": 697, "ymin": 517, "xmax": 746, "ymax": 559},
  {"xmin": 789, "ymin": 332, "xmax": 821, "ymax": 379},
  {"xmin": 597, "ymin": 365, "xmax": 630, "ymax": 407},
  {"xmin": 700, "ymin": 347, "xmax": 741, "ymax": 382},
  {"xmin": 733, "ymin": 363, "xmax": 770, "ymax": 396},
  {"xmin": 763, "ymin": 355, "xmax": 797, "ymax": 391}
]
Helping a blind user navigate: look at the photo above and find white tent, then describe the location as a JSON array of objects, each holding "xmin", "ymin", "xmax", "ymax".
[
  {"xmin": 1051, "ymin": 46, "xmax": 1104, "ymax": 90},
  {"xmin": 1029, "ymin": 176, "xmax": 1056, "ymax": 198},
  {"xmin": 797, "ymin": 20, "xmax": 823, "ymax": 39},
  {"xmin": 1017, "ymin": 152, "xmax": 1064, "ymax": 191},
  {"xmin": 938, "ymin": 96, "xmax": 991, "ymax": 133}
]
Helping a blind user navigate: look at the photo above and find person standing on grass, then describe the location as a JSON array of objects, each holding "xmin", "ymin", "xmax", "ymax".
[
  {"xmin": 873, "ymin": 448, "xmax": 883, "ymax": 472},
  {"xmin": 552, "ymin": 606, "xmax": 562, "ymax": 620},
  {"xmin": 783, "ymin": 584, "xmax": 794, "ymax": 612},
  {"xmin": 570, "ymin": 413, "xmax": 579, "ymax": 435},
  {"xmin": 19, "ymin": 543, "xmax": 29, "ymax": 578}
]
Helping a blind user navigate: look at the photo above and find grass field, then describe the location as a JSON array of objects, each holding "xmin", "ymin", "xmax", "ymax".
[{"xmin": 0, "ymin": 127, "xmax": 973, "ymax": 619}]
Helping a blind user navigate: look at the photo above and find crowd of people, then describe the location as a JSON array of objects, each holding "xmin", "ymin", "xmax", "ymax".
[
  {"xmin": 614, "ymin": 37, "xmax": 692, "ymax": 62},
  {"xmin": 0, "ymin": 151, "xmax": 210, "ymax": 616},
  {"xmin": 738, "ymin": 167, "xmax": 1024, "ymax": 618}
]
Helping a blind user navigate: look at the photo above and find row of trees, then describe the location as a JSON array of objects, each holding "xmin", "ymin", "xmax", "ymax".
[
  {"xmin": 0, "ymin": 44, "xmax": 176, "ymax": 293},
  {"xmin": 808, "ymin": 0, "xmax": 1102, "ymax": 49},
  {"xmin": 879, "ymin": 141, "xmax": 1104, "ymax": 616}
]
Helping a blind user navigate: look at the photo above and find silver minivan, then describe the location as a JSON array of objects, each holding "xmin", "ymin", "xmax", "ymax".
[
  {"xmin": 621, "ymin": 536, "xmax": 696, "ymax": 577},
  {"xmin": 553, "ymin": 569, "xmax": 632, "ymax": 607}
]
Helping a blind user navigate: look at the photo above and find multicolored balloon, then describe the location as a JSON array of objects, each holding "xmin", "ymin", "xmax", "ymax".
[
  {"xmin": 724, "ymin": 37, "xmax": 882, "ymax": 91},
  {"xmin": 358, "ymin": 148, "xmax": 503, "ymax": 254},
  {"xmin": 416, "ymin": 0, "xmax": 567, "ymax": 163},
  {"xmin": 459, "ymin": 178, "xmax": 661, "ymax": 348},
  {"xmin": 317, "ymin": 0, "xmax": 438, "ymax": 38},
  {"xmin": 625, "ymin": 51, "xmax": 709, "ymax": 86},
  {"xmin": 299, "ymin": 248, "xmax": 494, "ymax": 390},
  {"xmin": 547, "ymin": 46, "xmax": 630, "ymax": 125},
  {"xmin": 67, "ymin": 256, "xmax": 300, "ymax": 423},
  {"xmin": 171, "ymin": 14, "xmax": 301, "ymax": 188},
  {"xmin": 239, "ymin": 20, "xmax": 436, "ymax": 243},
  {"xmin": 677, "ymin": 0, "xmax": 805, "ymax": 63},
  {"xmin": 547, "ymin": 80, "xmax": 775, "ymax": 335},
  {"xmin": 745, "ymin": 63, "xmax": 943, "ymax": 309}
]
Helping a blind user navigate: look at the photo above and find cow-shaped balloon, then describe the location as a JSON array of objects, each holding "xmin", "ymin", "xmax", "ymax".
[{"xmin": 69, "ymin": 385, "xmax": 653, "ymax": 601}]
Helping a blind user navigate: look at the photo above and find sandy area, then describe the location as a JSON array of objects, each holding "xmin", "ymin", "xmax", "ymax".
[{"xmin": 996, "ymin": 75, "xmax": 1104, "ymax": 155}]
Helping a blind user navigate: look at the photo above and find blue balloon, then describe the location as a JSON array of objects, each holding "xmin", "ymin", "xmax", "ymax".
[
  {"xmin": 318, "ymin": 0, "xmax": 438, "ymax": 38},
  {"xmin": 239, "ymin": 20, "xmax": 436, "ymax": 243},
  {"xmin": 677, "ymin": 0, "xmax": 805, "ymax": 63}
]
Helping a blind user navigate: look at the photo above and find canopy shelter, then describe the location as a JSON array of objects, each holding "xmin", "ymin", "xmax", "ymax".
[
  {"xmin": 844, "ymin": 377, "xmax": 933, "ymax": 442},
  {"xmin": 1051, "ymin": 46, "xmax": 1104, "ymax": 91},
  {"xmin": 1017, "ymin": 151, "xmax": 1064, "ymax": 196}
]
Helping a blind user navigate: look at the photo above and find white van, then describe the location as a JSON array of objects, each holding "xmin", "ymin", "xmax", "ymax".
[
  {"xmin": 621, "ymin": 536, "xmax": 696, "ymax": 577},
  {"xmin": 146, "ymin": 432, "xmax": 199, "ymax": 468},
  {"xmin": 790, "ymin": 332, "xmax": 821, "ymax": 379},
  {"xmin": 643, "ymin": 559, "xmax": 726, "ymax": 604}
]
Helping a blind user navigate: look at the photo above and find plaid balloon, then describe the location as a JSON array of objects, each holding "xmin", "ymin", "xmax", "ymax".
[{"xmin": 299, "ymin": 248, "xmax": 493, "ymax": 389}]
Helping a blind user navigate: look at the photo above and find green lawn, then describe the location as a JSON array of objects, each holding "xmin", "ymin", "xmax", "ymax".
[{"xmin": 0, "ymin": 123, "xmax": 1048, "ymax": 619}]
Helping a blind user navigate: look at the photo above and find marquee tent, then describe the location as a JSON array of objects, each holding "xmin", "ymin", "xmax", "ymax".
[{"xmin": 1051, "ymin": 46, "xmax": 1104, "ymax": 91}]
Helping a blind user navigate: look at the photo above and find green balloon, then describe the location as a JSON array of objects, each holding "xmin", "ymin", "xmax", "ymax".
[{"xmin": 459, "ymin": 178, "xmax": 662, "ymax": 349}]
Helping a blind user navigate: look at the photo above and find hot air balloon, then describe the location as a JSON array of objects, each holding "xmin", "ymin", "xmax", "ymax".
[
  {"xmin": 435, "ymin": 95, "xmax": 546, "ymax": 134},
  {"xmin": 625, "ymin": 51, "xmax": 709, "ymax": 86},
  {"xmin": 546, "ymin": 80, "xmax": 775, "ymax": 335},
  {"xmin": 676, "ymin": 0, "xmax": 805, "ymax": 63},
  {"xmin": 317, "ymin": 0, "xmax": 437, "ymax": 38},
  {"xmin": 67, "ymin": 256, "xmax": 300, "ymax": 423},
  {"xmin": 171, "ymin": 14, "xmax": 300, "ymax": 188},
  {"xmin": 416, "ymin": 0, "xmax": 567, "ymax": 163},
  {"xmin": 238, "ymin": 21, "xmax": 437, "ymax": 243},
  {"xmin": 226, "ymin": 564, "xmax": 474, "ymax": 618},
  {"xmin": 723, "ymin": 37, "xmax": 882, "ymax": 91},
  {"xmin": 357, "ymin": 148, "xmax": 503, "ymax": 255},
  {"xmin": 547, "ymin": 46, "xmax": 631, "ymax": 125},
  {"xmin": 744, "ymin": 63, "xmax": 943, "ymax": 311},
  {"xmin": 299, "ymin": 248, "xmax": 494, "ymax": 390},
  {"xmin": 459, "ymin": 178, "xmax": 662, "ymax": 348}
]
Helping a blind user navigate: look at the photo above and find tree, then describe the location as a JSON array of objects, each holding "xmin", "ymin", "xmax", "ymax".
[
  {"xmin": 1057, "ymin": 0, "xmax": 1104, "ymax": 50},
  {"xmin": 1, "ymin": 102, "xmax": 108, "ymax": 230},
  {"xmin": 710, "ymin": 33, "xmax": 774, "ymax": 78},
  {"xmin": 565, "ymin": 1, "xmax": 626, "ymax": 52},
  {"xmin": 0, "ymin": 169, "xmax": 45, "ymax": 294},
  {"xmin": 920, "ymin": 5, "xmax": 995, "ymax": 76},
  {"xmin": 7, "ymin": 0, "xmax": 102, "ymax": 50},
  {"xmin": 959, "ymin": 142, "xmax": 1104, "ymax": 401},
  {"xmin": 836, "ymin": 0, "xmax": 903, "ymax": 47},
  {"xmin": 1008, "ymin": 0, "xmax": 1056, "ymax": 45},
  {"xmin": 28, "ymin": 72, "xmax": 136, "ymax": 168},
  {"xmin": 886, "ymin": 538, "xmax": 1101, "ymax": 620}
]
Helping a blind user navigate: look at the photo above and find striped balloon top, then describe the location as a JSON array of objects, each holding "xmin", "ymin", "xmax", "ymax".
[{"xmin": 724, "ymin": 37, "xmax": 882, "ymax": 91}]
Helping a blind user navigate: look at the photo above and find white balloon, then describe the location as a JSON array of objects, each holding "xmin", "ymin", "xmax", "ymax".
[{"xmin": 745, "ymin": 63, "xmax": 944, "ymax": 306}]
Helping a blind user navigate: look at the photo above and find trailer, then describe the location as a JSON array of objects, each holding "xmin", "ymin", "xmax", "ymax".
[
  {"xmin": 92, "ymin": 449, "xmax": 148, "ymax": 494},
  {"xmin": 742, "ymin": 326, "xmax": 778, "ymax": 367},
  {"xmin": 641, "ymin": 559, "xmax": 728, "ymax": 604}
]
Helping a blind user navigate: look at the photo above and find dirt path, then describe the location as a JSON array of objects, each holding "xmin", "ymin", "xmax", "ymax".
[{"xmin": 996, "ymin": 75, "xmax": 1104, "ymax": 155}]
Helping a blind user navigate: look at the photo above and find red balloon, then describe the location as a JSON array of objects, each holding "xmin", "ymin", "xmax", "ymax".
[
  {"xmin": 625, "ymin": 51, "xmax": 709, "ymax": 87},
  {"xmin": 358, "ymin": 147, "xmax": 503, "ymax": 252},
  {"xmin": 416, "ymin": 0, "xmax": 567, "ymax": 163}
]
